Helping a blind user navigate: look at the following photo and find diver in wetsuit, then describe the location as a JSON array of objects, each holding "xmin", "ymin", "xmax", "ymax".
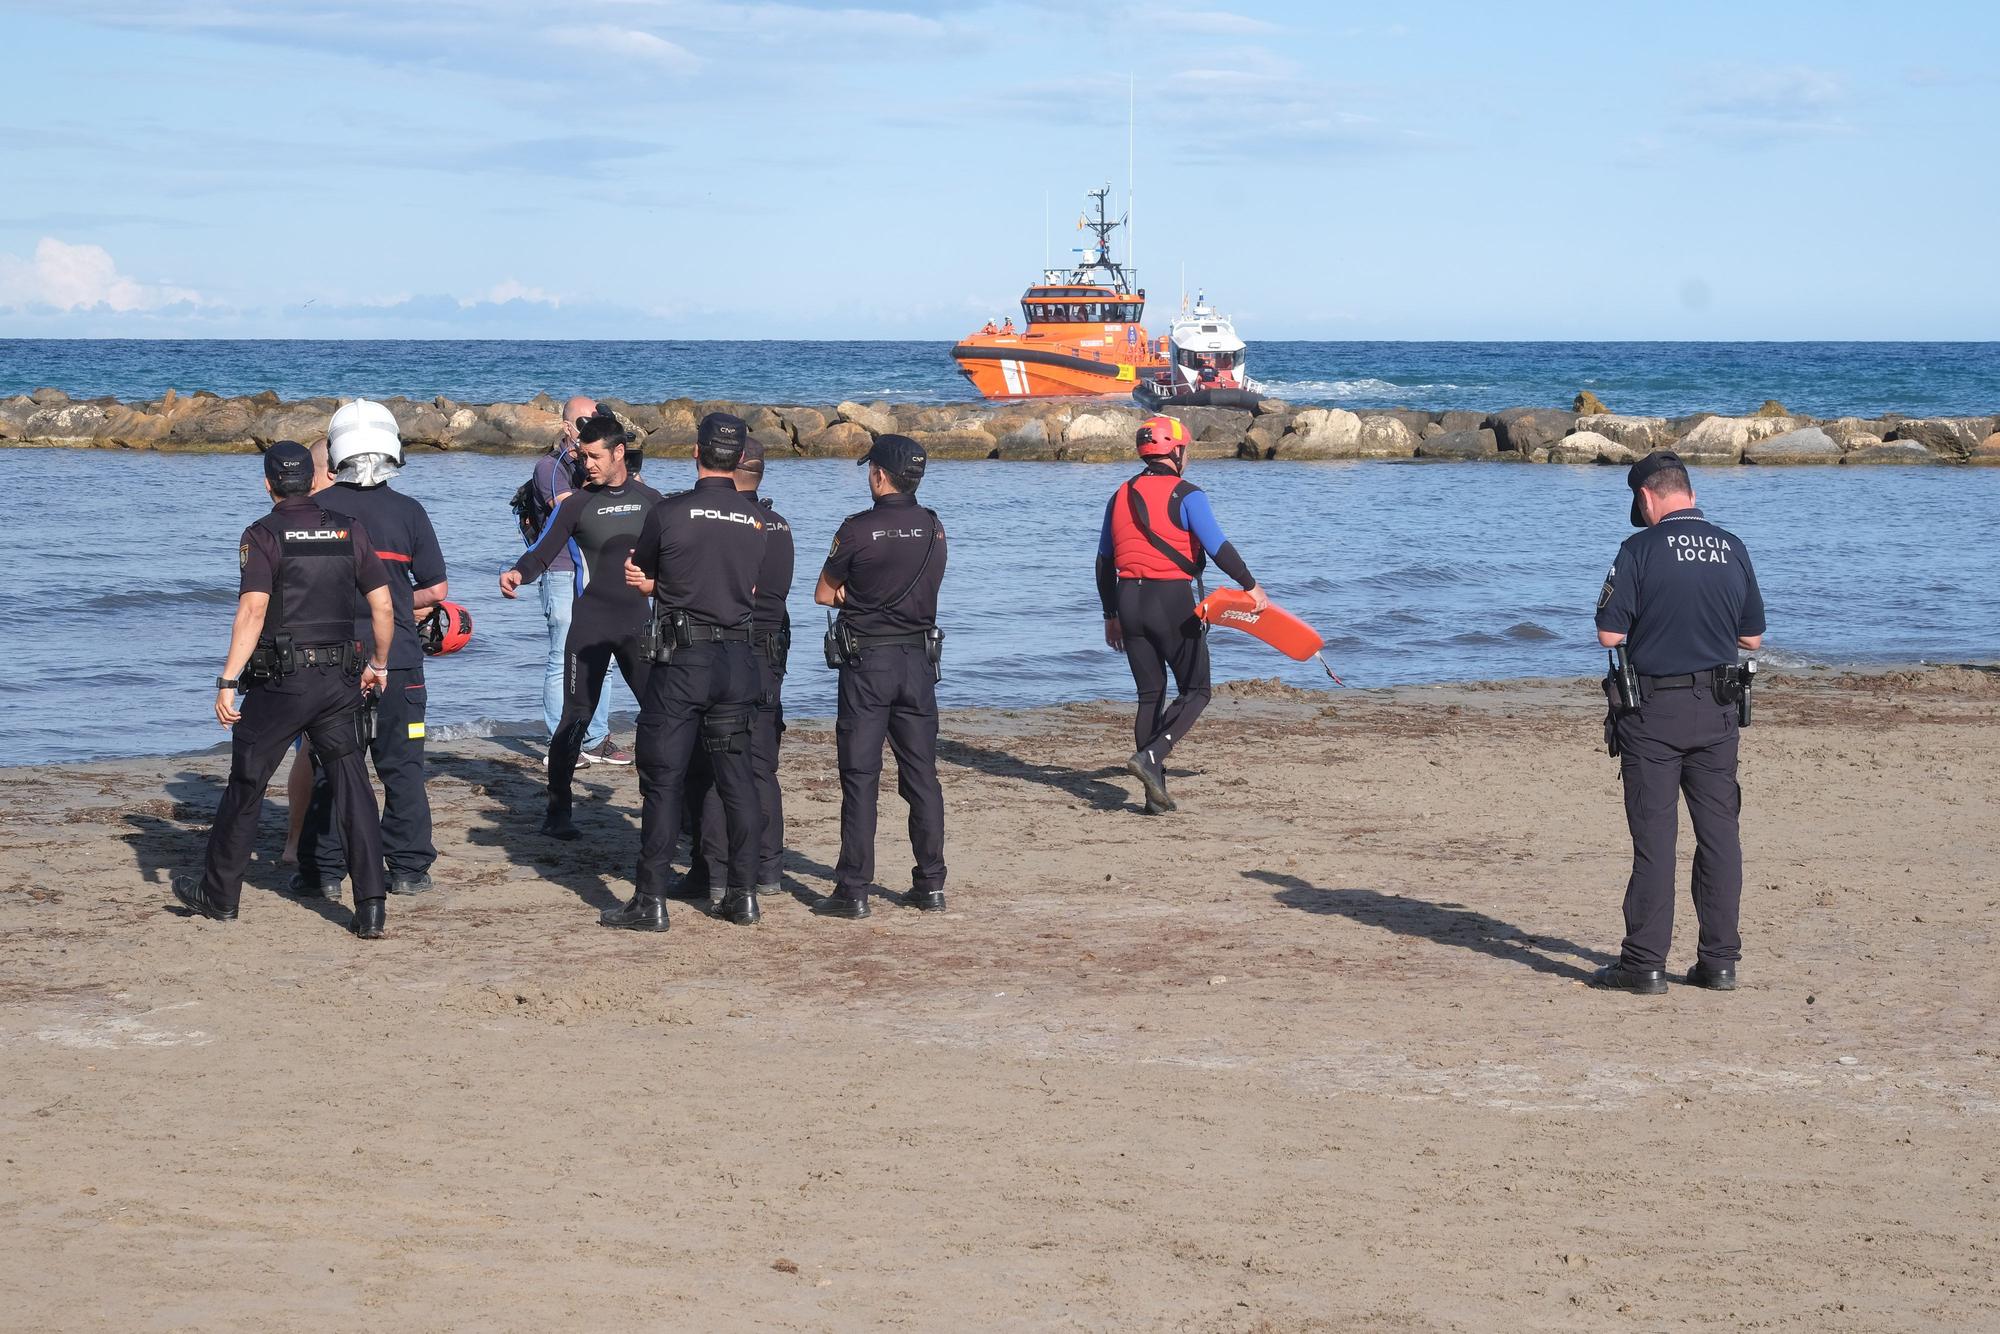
[
  {"xmin": 1095, "ymin": 414, "xmax": 1268, "ymax": 814},
  {"xmin": 501, "ymin": 408, "xmax": 662, "ymax": 837}
]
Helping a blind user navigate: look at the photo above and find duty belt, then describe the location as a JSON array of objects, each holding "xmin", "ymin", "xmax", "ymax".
[
  {"xmin": 1640, "ymin": 668, "xmax": 1724, "ymax": 690},
  {"xmin": 680, "ymin": 623, "xmax": 751, "ymax": 643},
  {"xmin": 850, "ymin": 631, "xmax": 930, "ymax": 649},
  {"xmin": 293, "ymin": 643, "xmax": 354, "ymax": 667}
]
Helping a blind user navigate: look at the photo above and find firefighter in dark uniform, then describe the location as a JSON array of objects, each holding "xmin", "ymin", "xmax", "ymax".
[
  {"xmin": 814, "ymin": 435, "xmax": 948, "ymax": 919},
  {"xmin": 676, "ymin": 434, "xmax": 794, "ymax": 903},
  {"xmin": 296, "ymin": 399, "xmax": 449, "ymax": 898},
  {"xmin": 1096, "ymin": 415, "xmax": 1267, "ymax": 813},
  {"xmin": 1593, "ymin": 450, "xmax": 1767, "ymax": 994},
  {"xmin": 171, "ymin": 442, "xmax": 398, "ymax": 940},
  {"xmin": 603, "ymin": 413, "xmax": 769, "ymax": 932}
]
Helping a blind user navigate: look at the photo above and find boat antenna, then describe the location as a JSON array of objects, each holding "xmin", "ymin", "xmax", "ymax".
[
  {"xmin": 1128, "ymin": 72, "xmax": 1136, "ymax": 287},
  {"xmin": 1043, "ymin": 189, "xmax": 1049, "ymax": 270}
]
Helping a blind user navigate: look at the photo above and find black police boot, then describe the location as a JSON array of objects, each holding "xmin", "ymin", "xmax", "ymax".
[
  {"xmin": 755, "ymin": 879, "xmax": 783, "ymax": 899},
  {"xmin": 667, "ymin": 869, "xmax": 712, "ymax": 902},
  {"xmin": 1591, "ymin": 962, "xmax": 1668, "ymax": 995},
  {"xmin": 287, "ymin": 871, "xmax": 343, "ymax": 900},
  {"xmin": 600, "ymin": 892, "xmax": 670, "ymax": 932},
  {"xmin": 1125, "ymin": 749, "xmax": 1175, "ymax": 812},
  {"xmin": 908, "ymin": 888, "xmax": 947, "ymax": 913},
  {"xmin": 388, "ymin": 871, "xmax": 435, "ymax": 895},
  {"xmin": 170, "ymin": 874, "xmax": 237, "ymax": 922},
  {"xmin": 814, "ymin": 891, "xmax": 871, "ymax": 920},
  {"xmin": 540, "ymin": 800, "xmax": 580, "ymax": 841},
  {"xmin": 716, "ymin": 887, "xmax": 761, "ymax": 926},
  {"xmin": 1685, "ymin": 959, "xmax": 1739, "ymax": 991},
  {"xmin": 351, "ymin": 898, "xmax": 386, "ymax": 940}
]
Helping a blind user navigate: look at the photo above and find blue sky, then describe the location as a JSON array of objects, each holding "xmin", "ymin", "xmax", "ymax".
[{"xmin": 1, "ymin": 0, "xmax": 1995, "ymax": 339}]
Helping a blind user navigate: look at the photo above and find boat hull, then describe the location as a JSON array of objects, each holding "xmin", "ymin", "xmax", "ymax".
[
  {"xmin": 1133, "ymin": 382, "xmax": 1266, "ymax": 411},
  {"xmin": 952, "ymin": 342, "xmax": 1161, "ymax": 399}
]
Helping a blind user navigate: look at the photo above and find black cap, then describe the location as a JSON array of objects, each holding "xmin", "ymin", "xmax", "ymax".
[
  {"xmin": 263, "ymin": 439, "xmax": 312, "ymax": 489},
  {"xmin": 736, "ymin": 434, "xmax": 766, "ymax": 474},
  {"xmin": 1626, "ymin": 449, "xmax": 1686, "ymax": 527},
  {"xmin": 860, "ymin": 433, "xmax": 926, "ymax": 486},
  {"xmin": 697, "ymin": 412, "xmax": 748, "ymax": 468}
]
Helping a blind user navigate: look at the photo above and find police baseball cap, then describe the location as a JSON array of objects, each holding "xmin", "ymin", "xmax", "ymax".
[
  {"xmin": 263, "ymin": 439, "xmax": 313, "ymax": 489},
  {"xmin": 1626, "ymin": 449, "xmax": 1687, "ymax": 526},
  {"xmin": 860, "ymin": 433, "xmax": 926, "ymax": 485},
  {"xmin": 697, "ymin": 412, "xmax": 748, "ymax": 468},
  {"xmin": 736, "ymin": 433, "xmax": 766, "ymax": 475}
]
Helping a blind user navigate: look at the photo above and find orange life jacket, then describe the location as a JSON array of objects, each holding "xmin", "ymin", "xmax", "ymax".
[{"xmin": 1110, "ymin": 472, "xmax": 1202, "ymax": 581}]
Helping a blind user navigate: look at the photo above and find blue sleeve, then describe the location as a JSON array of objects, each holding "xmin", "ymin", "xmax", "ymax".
[
  {"xmin": 1097, "ymin": 495, "xmax": 1116, "ymax": 557},
  {"xmin": 1180, "ymin": 489, "xmax": 1228, "ymax": 557}
]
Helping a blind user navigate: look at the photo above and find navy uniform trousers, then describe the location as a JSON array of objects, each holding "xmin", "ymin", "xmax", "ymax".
[
  {"xmin": 299, "ymin": 663, "xmax": 434, "ymax": 883},
  {"xmin": 635, "ymin": 641, "xmax": 763, "ymax": 898},
  {"xmin": 201, "ymin": 664, "xmax": 387, "ymax": 910},
  {"xmin": 1613, "ymin": 680, "xmax": 1744, "ymax": 971},
  {"xmin": 685, "ymin": 650, "xmax": 786, "ymax": 891},
  {"xmin": 835, "ymin": 643, "xmax": 946, "ymax": 899}
]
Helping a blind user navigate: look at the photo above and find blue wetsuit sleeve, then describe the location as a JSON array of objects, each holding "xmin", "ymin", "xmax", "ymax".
[
  {"xmin": 1097, "ymin": 495, "xmax": 1116, "ymax": 557},
  {"xmin": 515, "ymin": 492, "xmax": 579, "ymax": 584}
]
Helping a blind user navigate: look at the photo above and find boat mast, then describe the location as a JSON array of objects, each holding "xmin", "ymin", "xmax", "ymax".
[{"xmin": 1073, "ymin": 186, "xmax": 1137, "ymax": 295}]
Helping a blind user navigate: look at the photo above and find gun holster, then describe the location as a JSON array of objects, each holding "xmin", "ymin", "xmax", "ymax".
[
  {"xmin": 824, "ymin": 615, "xmax": 861, "ymax": 670},
  {"xmin": 1716, "ymin": 660, "xmax": 1756, "ymax": 726},
  {"xmin": 924, "ymin": 626, "xmax": 945, "ymax": 682},
  {"xmin": 642, "ymin": 608, "xmax": 690, "ymax": 665}
]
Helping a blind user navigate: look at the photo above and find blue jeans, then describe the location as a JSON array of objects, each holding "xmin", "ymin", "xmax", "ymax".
[{"xmin": 539, "ymin": 573, "xmax": 610, "ymax": 748}]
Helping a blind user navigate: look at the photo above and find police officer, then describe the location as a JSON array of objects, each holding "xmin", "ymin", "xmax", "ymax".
[
  {"xmin": 1593, "ymin": 450, "xmax": 1767, "ymax": 994},
  {"xmin": 675, "ymin": 434, "xmax": 794, "ymax": 903},
  {"xmin": 295, "ymin": 399, "xmax": 449, "ymax": 898},
  {"xmin": 602, "ymin": 413, "xmax": 768, "ymax": 932},
  {"xmin": 814, "ymin": 434, "xmax": 948, "ymax": 919},
  {"xmin": 1096, "ymin": 415, "xmax": 1267, "ymax": 813},
  {"xmin": 501, "ymin": 408, "xmax": 662, "ymax": 838},
  {"xmin": 171, "ymin": 442, "xmax": 397, "ymax": 940}
]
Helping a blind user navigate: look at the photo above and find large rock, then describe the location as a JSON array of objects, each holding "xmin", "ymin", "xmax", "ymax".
[
  {"xmin": 1822, "ymin": 417, "xmax": 1893, "ymax": 450},
  {"xmin": 1744, "ymin": 426, "xmax": 1841, "ymax": 464},
  {"xmin": 1674, "ymin": 414, "xmax": 1798, "ymax": 463},
  {"xmin": 1243, "ymin": 411, "xmax": 1293, "ymax": 458},
  {"xmin": 1543, "ymin": 430, "xmax": 1635, "ymax": 465},
  {"xmin": 1416, "ymin": 427, "xmax": 1501, "ymax": 460},
  {"xmin": 251, "ymin": 403, "xmax": 335, "ymax": 446},
  {"xmin": 779, "ymin": 406, "xmax": 829, "ymax": 442},
  {"xmin": 392, "ymin": 405, "xmax": 453, "ymax": 447},
  {"xmin": 0, "ymin": 395, "xmax": 37, "ymax": 439},
  {"xmin": 1274, "ymin": 407, "xmax": 1362, "ymax": 458},
  {"xmin": 1486, "ymin": 407, "xmax": 1576, "ymax": 455},
  {"xmin": 92, "ymin": 406, "xmax": 171, "ymax": 446},
  {"xmin": 1063, "ymin": 409, "xmax": 1143, "ymax": 445},
  {"xmin": 1353, "ymin": 415, "xmax": 1420, "ymax": 458},
  {"xmin": 1161, "ymin": 405, "xmax": 1253, "ymax": 443},
  {"xmin": 1575, "ymin": 413, "xmax": 1670, "ymax": 452},
  {"xmin": 1438, "ymin": 409, "xmax": 1486, "ymax": 433},
  {"xmin": 1885, "ymin": 416, "xmax": 1995, "ymax": 460},
  {"xmin": 1753, "ymin": 399, "xmax": 1792, "ymax": 418},
  {"xmin": 651, "ymin": 405, "xmax": 700, "ymax": 448},
  {"xmin": 24, "ymin": 402, "xmax": 109, "ymax": 442},
  {"xmin": 1973, "ymin": 432, "xmax": 2000, "ymax": 464},
  {"xmin": 167, "ymin": 399, "xmax": 254, "ymax": 444},
  {"xmin": 481, "ymin": 402, "xmax": 564, "ymax": 451},
  {"xmin": 1573, "ymin": 390, "xmax": 1609, "ymax": 415},
  {"xmin": 442, "ymin": 407, "xmax": 510, "ymax": 450},
  {"xmin": 991, "ymin": 415, "xmax": 1055, "ymax": 460},
  {"xmin": 799, "ymin": 421, "xmax": 871, "ymax": 458},
  {"xmin": 1374, "ymin": 407, "xmax": 1433, "ymax": 440},
  {"xmin": 906, "ymin": 427, "xmax": 995, "ymax": 460},
  {"xmin": 29, "ymin": 387, "xmax": 68, "ymax": 405},
  {"xmin": 834, "ymin": 401, "xmax": 895, "ymax": 436},
  {"xmin": 1843, "ymin": 441, "xmax": 1940, "ymax": 466}
]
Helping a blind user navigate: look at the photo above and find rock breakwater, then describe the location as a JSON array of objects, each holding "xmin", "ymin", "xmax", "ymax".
[{"xmin": 3, "ymin": 386, "xmax": 1996, "ymax": 465}]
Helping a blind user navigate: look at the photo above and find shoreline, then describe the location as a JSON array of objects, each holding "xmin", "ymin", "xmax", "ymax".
[
  {"xmin": 3, "ymin": 666, "xmax": 1996, "ymax": 1327},
  {"xmin": 5, "ymin": 386, "xmax": 1996, "ymax": 464}
]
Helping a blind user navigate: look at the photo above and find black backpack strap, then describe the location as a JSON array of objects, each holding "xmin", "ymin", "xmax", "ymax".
[{"xmin": 1122, "ymin": 479, "xmax": 1203, "ymax": 580}]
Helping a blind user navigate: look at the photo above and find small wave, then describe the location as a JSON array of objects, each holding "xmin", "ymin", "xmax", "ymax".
[
  {"xmin": 426, "ymin": 717, "xmax": 545, "ymax": 743},
  {"xmin": 88, "ymin": 586, "xmax": 238, "ymax": 611},
  {"xmin": 1260, "ymin": 378, "xmax": 1477, "ymax": 400},
  {"xmin": 1502, "ymin": 621, "xmax": 1562, "ymax": 642},
  {"xmin": 1359, "ymin": 561, "xmax": 1474, "ymax": 590}
]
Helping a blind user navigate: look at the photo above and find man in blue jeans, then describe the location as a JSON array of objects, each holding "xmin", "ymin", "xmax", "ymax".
[{"xmin": 525, "ymin": 396, "xmax": 626, "ymax": 764}]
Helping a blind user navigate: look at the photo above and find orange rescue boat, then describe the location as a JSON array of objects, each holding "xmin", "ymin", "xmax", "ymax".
[{"xmin": 952, "ymin": 186, "xmax": 1169, "ymax": 399}]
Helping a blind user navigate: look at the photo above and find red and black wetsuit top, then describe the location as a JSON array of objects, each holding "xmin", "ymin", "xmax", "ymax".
[{"xmin": 319, "ymin": 481, "xmax": 447, "ymax": 670}]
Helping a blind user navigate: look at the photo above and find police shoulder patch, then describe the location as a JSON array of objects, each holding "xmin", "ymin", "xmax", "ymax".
[
  {"xmin": 239, "ymin": 542, "xmax": 250, "ymax": 569},
  {"xmin": 1596, "ymin": 562, "xmax": 1616, "ymax": 610}
]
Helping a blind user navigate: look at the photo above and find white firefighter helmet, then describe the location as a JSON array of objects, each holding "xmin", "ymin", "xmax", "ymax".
[{"xmin": 327, "ymin": 398, "xmax": 403, "ymax": 469}]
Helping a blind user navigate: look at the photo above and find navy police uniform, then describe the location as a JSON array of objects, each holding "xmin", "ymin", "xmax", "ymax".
[
  {"xmin": 173, "ymin": 443, "xmax": 392, "ymax": 935},
  {"xmin": 822, "ymin": 436, "xmax": 948, "ymax": 917},
  {"xmin": 606, "ymin": 415, "xmax": 769, "ymax": 931},
  {"xmin": 1594, "ymin": 450, "xmax": 1766, "ymax": 990},
  {"xmin": 299, "ymin": 477, "xmax": 447, "ymax": 892}
]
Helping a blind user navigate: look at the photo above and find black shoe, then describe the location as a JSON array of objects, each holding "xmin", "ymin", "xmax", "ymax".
[
  {"xmin": 387, "ymin": 872, "xmax": 435, "ymax": 896},
  {"xmin": 666, "ymin": 872, "xmax": 712, "ymax": 902},
  {"xmin": 352, "ymin": 898, "xmax": 385, "ymax": 940},
  {"xmin": 170, "ymin": 874, "xmax": 237, "ymax": 922},
  {"xmin": 907, "ymin": 888, "xmax": 947, "ymax": 913},
  {"xmin": 600, "ymin": 893, "xmax": 670, "ymax": 932},
  {"xmin": 814, "ymin": 893, "xmax": 871, "ymax": 920},
  {"xmin": 1142, "ymin": 796, "xmax": 1170, "ymax": 816},
  {"xmin": 287, "ymin": 871, "xmax": 343, "ymax": 900},
  {"xmin": 1685, "ymin": 959, "xmax": 1738, "ymax": 990},
  {"xmin": 716, "ymin": 888, "xmax": 762, "ymax": 926},
  {"xmin": 1125, "ymin": 750, "xmax": 1175, "ymax": 811},
  {"xmin": 755, "ymin": 879, "xmax": 783, "ymax": 898},
  {"xmin": 1591, "ymin": 962, "xmax": 1668, "ymax": 995},
  {"xmin": 540, "ymin": 805, "xmax": 580, "ymax": 840}
]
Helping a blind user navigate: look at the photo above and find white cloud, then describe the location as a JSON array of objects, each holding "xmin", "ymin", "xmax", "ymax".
[
  {"xmin": 548, "ymin": 23, "xmax": 701, "ymax": 72},
  {"xmin": 0, "ymin": 238, "xmax": 202, "ymax": 312},
  {"xmin": 1682, "ymin": 65, "xmax": 1852, "ymax": 139},
  {"xmin": 1154, "ymin": 9, "xmax": 1279, "ymax": 36},
  {"xmin": 464, "ymin": 279, "xmax": 562, "ymax": 307}
]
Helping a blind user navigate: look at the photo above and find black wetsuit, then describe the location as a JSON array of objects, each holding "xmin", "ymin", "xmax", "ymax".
[
  {"xmin": 300, "ymin": 480, "xmax": 446, "ymax": 888},
  {"xmin": 201, "ymin": 500, "xmax": 390, "ymax": 913},
  {"xmin": 686, "ymin": 493, "xmax": 794, "ymax": 893},
  {"xmin": 511, "ymin": 477, "xmax": 664, "ymax": 811},
  {"xmin": 825, "ymin": 492, "xmax": 948, "ymax": 905},
  {"xmin": 630, "ymin": 476, "xmax": 768, "ymax": 900}
]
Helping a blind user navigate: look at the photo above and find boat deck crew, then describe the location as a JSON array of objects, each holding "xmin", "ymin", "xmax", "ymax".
[
  {"xmin": 815, "ymin": 434, "xmax": 949, "ymax": 919},
  {"xmin": 1593, "ymin": 449, "xmax": 1767, "ymax": 996},
  {"xmin": 604, "ymin": 413, "xmax": 768, "ymax": 932},
  {"xmin": 1096, "ymin": 415, "xmax": 1266, "ymax": 813},
  {"xmin": 296, "ymin": 399, "xmax": 448, "ymax": 899},
  {"xmin": 172, "ymin": 441, "xmax": 396, "ymax": 940},
  {"xmin": 501, "ymin": 408, "xmax": 662, "ymax": 839},
  {"xmin": 679, "ymin": 435, "xmax": 794, "ymax": 903}
]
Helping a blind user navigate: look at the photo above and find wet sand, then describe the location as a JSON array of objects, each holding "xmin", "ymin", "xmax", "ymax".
[{"xmin": 2, "ymin": 669, "xmax": 1996, "ymax": 1331}]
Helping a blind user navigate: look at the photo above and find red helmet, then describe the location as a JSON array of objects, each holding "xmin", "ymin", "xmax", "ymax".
[
  {"xmin": 1136, "ymin": 415, "xmax": 1189, "ymax": 458},
  {"xmin": 419, "ymin": 601, "xmax": 473, "ymax": 656}
]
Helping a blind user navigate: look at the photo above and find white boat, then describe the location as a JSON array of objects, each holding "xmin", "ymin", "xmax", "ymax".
[{"xmin": 1132, "ymin": 292, "xmax": 1267, "ymax": 409}]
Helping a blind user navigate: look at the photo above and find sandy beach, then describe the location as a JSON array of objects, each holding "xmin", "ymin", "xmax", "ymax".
[{"xmin": 2, "ymin": 667, "xmax": 1995, "ymax": 1331}]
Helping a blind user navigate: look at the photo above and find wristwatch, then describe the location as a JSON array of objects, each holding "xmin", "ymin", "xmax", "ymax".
[{"xmin": 215, "ymin": 676, "xmax": 239, "ymax": 689}]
